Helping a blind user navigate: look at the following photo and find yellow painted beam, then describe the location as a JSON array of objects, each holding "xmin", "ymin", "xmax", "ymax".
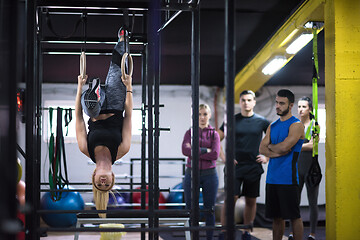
[
  {"xmin": 234, "ymin": 0, "xmax": 325, "ymax": 102},
  {"xmin": 325, "ymin": 0, "xmax": 360, "ymax": 239}
]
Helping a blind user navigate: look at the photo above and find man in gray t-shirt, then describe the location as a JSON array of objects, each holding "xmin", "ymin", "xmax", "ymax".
[{"xmin": 218, "ymin": 90, "xmax": 269, "ymax": 240}]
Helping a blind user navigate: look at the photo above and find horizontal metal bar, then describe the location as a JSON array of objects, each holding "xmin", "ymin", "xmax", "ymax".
[
  {"xmin": 41, "ymin": 106, "xmax": 143, "ymax": 111},
  {"xmin": 115, "ymin": 175, "xmax": 184, "ymax": 179},
  {"xmin": 42, "ymin": 40, "xmax": 145, "ymax": 45},
  {"xmin": 161, "ymin": 2, "xmax": 197, "ymax": 11},
  {"xmin": 40, "ymin": 188, "xmax": 143, "ymax": 193},
  {"xmin": 140, "ymin": 127, "xmax": 171, "ymax": 132},
  {"xmin": 37, "ymin": 0, "xmax": 149, "ymax": 10},
  {"xmin": 84, "ymin": 202, "xmax": 187, "ymax": 207},
  {"xmin": 39, "ymin": 187, "xmax": 194, "ymax": 194},
  {"xmin": 41, "ymin": 35, "xmax": 147, "ymax": 43},
  {"xmin": 37, "ymin": 1, "xmax": 196, "ymax": 12},
  {"xmin": 39, "ymin": 204, "xmax": 215, "ymax": 213},
  {"xmin": 37, "ymin": 208, "xmax": 191, "ymax": 215},
  {"xmin": 40, "ymin": 182, "xmax": 143, "ymax": 185},
  {"xmin": 39, "ymin": 226, "xmax": 191, "ymax": 234},
  {"xmin": 134, "ymin": 103, "xmax": 165, "ymax": 109},
  {"xmin": 42, "ymin": 51, "xmax": 143, "ymax": 56},
  {"xmin": 41, "ymin": 10, "xmax": 145, "ymax": 17},
  {"xmin": 38, "ymin": 224, "xmax": 252, "ymax": 233},
  {"xmin": 130, "ymin": 158, "xmax": 185, "ymax": 161},
  {"xmin": 40, "ymin": 188, "xmax": 172, "ymax": 193}
]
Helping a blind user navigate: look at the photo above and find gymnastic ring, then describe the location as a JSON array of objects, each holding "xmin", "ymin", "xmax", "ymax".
[
  {"xmin": 80, "ymin": 51, "xmax": 86, "ymax": 78},
  {"xmin": 17, "ymin": 158, "xmax": 22, "ymax": 183},
  {"xmin": 121, "ymin": 53, "xmax": 133, "ymax": 78}
]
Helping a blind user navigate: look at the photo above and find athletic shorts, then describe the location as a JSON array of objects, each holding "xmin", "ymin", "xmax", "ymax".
[
  {"xmin": 233, "ymin": 177, "xmax": 260, "ymax": 198},
  {"xmin": 265, "ymin": 184, "xmax": 301, "ymax": 219}
]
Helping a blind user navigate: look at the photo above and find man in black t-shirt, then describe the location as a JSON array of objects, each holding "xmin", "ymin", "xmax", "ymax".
[{"xmin": 218, "ymin": 90, "xmax": 270, "ymax": 240}]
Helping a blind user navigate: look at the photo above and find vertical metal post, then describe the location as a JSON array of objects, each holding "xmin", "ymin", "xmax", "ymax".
[
  {"xmin": 130, "ymin": 159, "xmax": 134, "ymax": 205},
  {"xmin": 191, "ymin": 3, "xmax": 200, "ymax": 240},
  {"xmin": 147, "ymin": 1, "xmax": 160, "ymax": 239},
  {"xmin": 35, "ymin": 11, "xmax": 43, "ymax": 240},
  {"xmin": 147, "ymin": 44, "xmax": 154, "ymax": 240},
  {"xmin": 140, "ymin": 14, "xmax": 148, "ymax": 240},
  {"xmin": 154, "ymin": 13, "xmax": 161, "ymax": 240},
  {"xmin": 140, "ymin": 44, "xmax": 147, "ymax": 240},
  {"xmin": 25, "ymin": 1, "xmax": 40, "ymax": 239},
  {"xmin": 224, "ymin": 0, "xmax": 236, "ymax": 239},
  {"xmin": 0, "ymin": 1, "xmax": 19, "ymax": 239}
]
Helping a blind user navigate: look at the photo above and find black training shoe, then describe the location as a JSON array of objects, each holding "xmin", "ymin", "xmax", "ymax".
[
  {"xmin": 218, "ymin": 232, "xmax": 225, "ymax": 240},
  {"xmin": 288, "ymin": 234, "xmax": 294, "ymax": 240},
  {"xmin": 118, "ymin": 26, "xmax": 130, "ymax": 55},
  {"xmin": 118, "ymin": 26, "xmax": 129, "ymax": 41},
  {"xmin": 84, "ymin": 78, "xmax": 100, "ymax": 109},
  {"xmin": 242, "ymin": 231, "xmax": 251, "ymax": 240},
  {"xmin": 308, "ymin": 235, "xmax": 316, "ymax": 240}
]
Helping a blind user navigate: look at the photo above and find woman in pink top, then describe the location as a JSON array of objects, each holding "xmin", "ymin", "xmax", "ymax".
[{"xmin": 182, "ymin": 103, "xmax": 220, "ymax": 240}]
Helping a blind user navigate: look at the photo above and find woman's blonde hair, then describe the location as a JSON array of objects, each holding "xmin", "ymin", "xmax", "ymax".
[
  {"xmin": 199, "ymin": 103, "xmax": 211, "ymax": 113},
  {"xmin": 92, "ymin": 170, "xmax": 115, "ymax": 218}
]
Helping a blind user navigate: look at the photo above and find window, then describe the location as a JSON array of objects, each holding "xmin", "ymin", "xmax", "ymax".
[
  {"xmin": 132, "ymin": 109, "xmax": 145, "ymax": 136},
  {"xmin": 43, "ymin": 100, "xmax": 82, "ymax": 143}
]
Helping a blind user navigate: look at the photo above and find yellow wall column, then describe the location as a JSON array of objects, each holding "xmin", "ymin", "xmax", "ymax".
[{"xmin": 325, "ymin": 0, "xmax": 360, "ymax": 239}]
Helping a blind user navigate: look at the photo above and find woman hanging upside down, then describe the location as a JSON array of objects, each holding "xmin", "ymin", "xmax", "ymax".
[{"xmin": 75, "ymin": 27, "xmax": 132, "ymax": 218}]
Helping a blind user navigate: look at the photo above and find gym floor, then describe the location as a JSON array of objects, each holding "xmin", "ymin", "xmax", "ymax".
[{"xmin": 39, "ymin": 203, "xmax": 326, "ymax": 239}]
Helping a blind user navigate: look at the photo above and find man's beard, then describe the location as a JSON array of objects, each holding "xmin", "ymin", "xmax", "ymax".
[{"xmin": 277, "ymin": 106, "xmax": 290, "ymax": 116}]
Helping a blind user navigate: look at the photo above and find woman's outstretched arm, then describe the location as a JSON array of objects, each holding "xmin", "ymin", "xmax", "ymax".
[
  {"xmin": 75, "ymin": 75, "xmax": 90, "ymax": 157},
  {"xmin": 117, "ymin": 74, "xmax": 133, "ymax": 159}
]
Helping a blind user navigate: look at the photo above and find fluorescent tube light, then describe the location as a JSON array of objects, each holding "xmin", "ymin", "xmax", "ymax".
[
  {"xmin": 286, "ymin": 33, "xmax": 313, "ymax": 54},
  {"xmin": 262, "ymin": 57, "xmax": 287, "ymax": 75},
  {"xmin": 279, "ymin": 29, "xmax": 299, "ymax": 47}
]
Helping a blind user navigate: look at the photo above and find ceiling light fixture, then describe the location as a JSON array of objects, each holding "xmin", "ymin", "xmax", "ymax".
[
  {"xmin": 285, "ymin": 33, "xmax": 314, "ymax": 54},
  {"xmin": 279, "ymin": 29, "xmax": 299, "ymax": 47},
  {"xmin": 262, "ymin": 57, "xmax": 288, "ymax": 75}
]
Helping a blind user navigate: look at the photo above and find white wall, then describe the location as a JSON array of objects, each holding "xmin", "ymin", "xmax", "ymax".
[{"xmin": 17, "ymin": 84, "xmax": 325, "ymax": 206}]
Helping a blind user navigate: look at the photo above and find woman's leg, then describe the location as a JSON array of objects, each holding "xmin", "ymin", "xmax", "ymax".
[
  {"xmin": 306, "ymin": 182, "xmax": 319, "ymax": 235},
  {"xmin": 102, "ymin": 40, "xmax": 127, "ymax": 112},
  {"xmin": 183, "ymin": 169, "xmax": 192, "ymax": 210},
  {"xmin": 201, "ymin": 173, "xmax": 219, "ymax": 240}
]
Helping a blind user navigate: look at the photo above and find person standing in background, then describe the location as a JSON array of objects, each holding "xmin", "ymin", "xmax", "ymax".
[
  {"xmin": 288, "ymin": 96, "xmax": 320, "ymax": 240},
  {"xmin": 218, "ymin": 90, "xmax": 270, "ymax": 240},
  {"xmin": 182, "ymin": 103, "xmax": 220, "ymax": 240},
  {"xmin": 260, "ymin": 89, "xmax": 305, "ymax": 240}
]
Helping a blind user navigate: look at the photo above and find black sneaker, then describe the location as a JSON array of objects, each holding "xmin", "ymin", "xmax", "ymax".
[
  {"xmin": 288, "ymin": 234, "xmax": 294, "ymax": 240},
  {"xmin": 242, "ymin": 231, "xmax": 251, "ymax": 240},
  {"xmin": 118, "ymin": 26, "xmax": 128, "ymax": 38},
  {"xmin": 308, "ymin": 235, "xmax": 316, "ymax": 240},
  {"xmin": 118, "ymin": 26, "xmax": 130, "ymax": 54},
  {"xmin": 84, "ymin": 78, "xmax": 100, "ymax": 109},
  {"xmin": 118, "ymin": 26, "xmax": 130, "ymax": 43},
  {"xmin": 218, "ymin": 232, "xmax": 225, "ymax": 240}
]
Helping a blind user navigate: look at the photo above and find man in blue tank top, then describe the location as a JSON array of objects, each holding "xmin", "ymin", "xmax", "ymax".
[{"xmin": 260, "ymin": 89, "xmax": 305, "ymax": 240}]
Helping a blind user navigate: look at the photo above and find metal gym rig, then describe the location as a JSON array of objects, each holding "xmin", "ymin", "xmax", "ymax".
[{"xmin": 0, "ymin": 0, "xmax": 241, "ymax": 239}]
